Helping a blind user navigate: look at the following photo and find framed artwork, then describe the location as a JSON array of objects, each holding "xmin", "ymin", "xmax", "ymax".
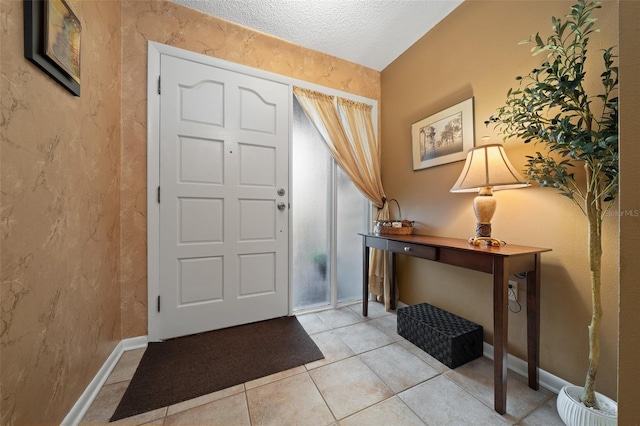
[
  {"xmin": 411, "ymin": 97, "xmax": 474, "ymax": 170},
  {"xmin": 24, "ymin": 0, "xmax": 81, "ymax": 96}
]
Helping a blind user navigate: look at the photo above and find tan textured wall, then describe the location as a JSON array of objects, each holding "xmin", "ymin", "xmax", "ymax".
[
  {"xmin": 0, "ymin": 0, "xmax": 122, "ymax": 424},
  {"xmin": 617, "ymin": 0, "xmax": 640, "ymax": 422},
  {"xmin": 381, "ymin": 0, "xmax": 619, "ymax": 399},
  {"xmin": 120, "ymin": 0, "xmax": 381, "ymax": 338}
]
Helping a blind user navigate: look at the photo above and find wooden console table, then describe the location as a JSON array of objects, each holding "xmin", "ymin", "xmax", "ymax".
[{"xmin": 360, "ymin": 233, "xmax": 551, "ymax": 415}]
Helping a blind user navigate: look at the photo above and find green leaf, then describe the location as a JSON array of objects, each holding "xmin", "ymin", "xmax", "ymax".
[{"xmin": 485, "ymin": 0, "xmax": 618, "ymax": 207}]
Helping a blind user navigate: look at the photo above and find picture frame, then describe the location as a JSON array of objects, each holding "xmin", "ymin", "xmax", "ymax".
[
  {"xmin": 411, "ymin": 97, "xmax": 474, "ymax": 170},
  {"xmin": 24, "ymin": 0, "xmax": 81, "ymax": 96}
]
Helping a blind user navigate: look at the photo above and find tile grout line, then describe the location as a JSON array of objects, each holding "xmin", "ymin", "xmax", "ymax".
[
  {"xmin": 322, "ymin": 307, "xmax": 529, "ymax": 424},
  {"xmin": 307, "ymin": 308, "xmax": 423, "ymax": 424},
  {"xmin": 355, "ymin": 352, "xmax": 436, "ymax": 425},
  {"xmin": 305, "ymin": 309, "xmax": 394, "ymax": 424},
  {"xmin": 439, "ymin": 373, "xmax": 510, "ymax": 421},
  {"xmin": 306, "ymin": 369, "xmax": 339, "ymax": 425},
  {"xmin": 243, "ymin": 386, "xmax": 252, "ymax": 426}
]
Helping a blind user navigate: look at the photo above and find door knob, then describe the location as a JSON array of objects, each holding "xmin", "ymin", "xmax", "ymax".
[
  {"xmin": 277, "ymin": 188, "xmax": 286, "ymax": 196},
  {"xmin": 277, "ymin": 202, "xmax": 286, "ymax": 211}
]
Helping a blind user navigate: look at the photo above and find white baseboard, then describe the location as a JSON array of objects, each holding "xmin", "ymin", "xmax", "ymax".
[
  {"xmin": 61, "ymin": 336, "xmax": 148, "ymax": 426},
  {"xmin": 482, "ymin": 342, "xmax": 571, "ymax": 394}
]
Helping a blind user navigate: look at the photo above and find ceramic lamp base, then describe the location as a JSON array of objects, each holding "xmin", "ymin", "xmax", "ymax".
[{"xmin": 469, "ymin": 189, "xmax": 504, "ymax": 246}]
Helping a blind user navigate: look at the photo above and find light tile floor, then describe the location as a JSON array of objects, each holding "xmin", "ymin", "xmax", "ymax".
[{"xmin": 81, "ymin": 303, "xmax": 564, "ymax": 425}]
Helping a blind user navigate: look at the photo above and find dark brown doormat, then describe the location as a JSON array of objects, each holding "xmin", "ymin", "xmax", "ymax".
[{"xmin": 110, "ymin": 316, "xmax": 323, "ymax": 421}]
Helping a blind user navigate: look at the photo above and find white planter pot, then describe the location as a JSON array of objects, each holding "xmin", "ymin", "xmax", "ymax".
[{"xmin": 556, "ymin": 385, "xmax": 617, "ymax": 426}]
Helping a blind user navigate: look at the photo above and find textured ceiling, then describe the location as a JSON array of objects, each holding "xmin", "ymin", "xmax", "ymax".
[{"xmin": 169, "ymin": 0, "xmax": 463, "ymax": 71}]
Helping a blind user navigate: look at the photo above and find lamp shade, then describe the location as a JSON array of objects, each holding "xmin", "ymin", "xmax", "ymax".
[{"xmin": 450, "ymin": 144, "xmax": 529, "ymax": 193}]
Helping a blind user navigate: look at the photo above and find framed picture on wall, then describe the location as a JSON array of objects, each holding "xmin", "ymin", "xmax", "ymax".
[
  {"xmin": 411, "ymin": 97, "xmax": 474, "ymax": 170},
  {"xmin": 24, "ymin": 0, "xmax": 81, "ymax": 96}
]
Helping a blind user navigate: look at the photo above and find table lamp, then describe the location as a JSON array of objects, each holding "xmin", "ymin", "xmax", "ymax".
[{"xmin": 450, "ymin": 144, "xmax": 529, "ymax": 246}]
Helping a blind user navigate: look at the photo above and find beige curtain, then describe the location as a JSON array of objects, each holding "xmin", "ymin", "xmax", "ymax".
[{"xmin": 293, "ymin": 86, "xmax": 394, "ymax": 310}]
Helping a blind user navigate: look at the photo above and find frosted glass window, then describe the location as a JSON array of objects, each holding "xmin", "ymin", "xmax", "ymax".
[
  {"xmin": 292, "ymin": 96, "xmax": 370, "ymax": 312},
  {"xmin": 336, "ymin": 167, "xmax": 368, "ymax": 302},
  {"xmin": 292, "ymin": 97, "xmax": 331, "ymax": 310}
]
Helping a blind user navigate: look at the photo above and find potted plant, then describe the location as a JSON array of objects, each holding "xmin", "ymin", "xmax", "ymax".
[
  {"xmin": 311, "ymin": 252, "xmax": 328, "ymax": 279},
  {"xmin": 485, "ymin": 0, "xmax": 618, "ymax": 423}
]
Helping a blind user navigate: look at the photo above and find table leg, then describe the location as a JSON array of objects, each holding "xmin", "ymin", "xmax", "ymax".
[
  {"xmin": 389, "ymin": 251, "xmax": 396, "ymax": 310},
  {"xmin": 493, "ymin": 257, "xmax": 509, "ymax": 415},
  {"xmin": 527, "ymin": 254, "xmax": 541, "ymax": 390},
  {"xmin": 362, "ymin": 238, "xmax": 370, "ymax": 317}
]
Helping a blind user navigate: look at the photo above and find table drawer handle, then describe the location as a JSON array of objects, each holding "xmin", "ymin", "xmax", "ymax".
[{"xmin": 404, "ymin": 246, "xmax": 411, "ymax": 252}]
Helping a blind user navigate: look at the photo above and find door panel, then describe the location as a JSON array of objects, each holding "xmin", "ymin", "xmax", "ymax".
[
  {"xmin": 179, "ymin": 137, "xmax": 224, "ymax": 184},
  {"xmin": 239, "ymin": 143, "xmax": 276, "ymax": 186},
  {"xmin": 179, "ymin": 257, "xmax": 223, "ymax": 304},
  {"xmin": 180, "ymin": 81, "xmax": 224, "ymax": 126},
  {"xmin": 159, "ymin": 54, "xmax": 289, "ymax": 339},
  {"xmin": 240, "ymin": 88, "xmax": 277, "ymax": 133},
  {"xmin": 239, "ymin": 253, "xmax": 276, "ymax": 296},
  {"xmin": 179, "ymin": 198, "xmax": 223, "ymax": 243},
  {"xmin": 239, "ymin": 199, "xmax": 276, "ymax": 240}
]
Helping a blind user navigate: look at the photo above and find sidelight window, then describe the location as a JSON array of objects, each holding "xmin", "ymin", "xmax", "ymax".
[{"xmin": 292, "ymin": 96, "xmax": 369, "ymax": 311}]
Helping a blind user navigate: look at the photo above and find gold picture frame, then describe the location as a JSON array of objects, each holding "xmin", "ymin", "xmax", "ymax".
[
  {"xmin": 45, "ymin": 0, "xmax": 81, "ymax": 84},
  {"xmin": 411, "ymin": 98, "xmax": 474, "ymax": 170}
]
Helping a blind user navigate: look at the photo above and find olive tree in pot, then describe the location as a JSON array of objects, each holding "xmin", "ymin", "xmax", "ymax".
[{"xmin": 485, "ymin": 0, "xmax": 618, "ymax": 423}]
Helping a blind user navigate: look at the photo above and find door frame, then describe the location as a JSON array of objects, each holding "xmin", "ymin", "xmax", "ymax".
[{"xmin": 147, "ymin": 41, "xmax": 378, "ymax": 341}]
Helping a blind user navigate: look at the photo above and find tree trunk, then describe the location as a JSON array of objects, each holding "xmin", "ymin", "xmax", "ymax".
[{"xmin": 581, "ymin": 166, "xmax": 603, "ymax": 409}]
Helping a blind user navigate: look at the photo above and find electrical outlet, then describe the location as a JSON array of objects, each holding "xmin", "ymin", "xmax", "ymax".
[{"xmin": 508, "ymin": 280, "xmax": 518, "ymax": 302}]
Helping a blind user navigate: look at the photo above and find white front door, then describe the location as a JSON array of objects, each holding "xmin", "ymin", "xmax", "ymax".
[{"xmin": 158, "ymin": 54, "xmax": 289, "ymax": 339}]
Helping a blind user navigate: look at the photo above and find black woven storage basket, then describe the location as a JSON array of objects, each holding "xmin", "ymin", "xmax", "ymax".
[{"xmin": 397, "ymin": 303, "xmax": 483, "ymax": 368}]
